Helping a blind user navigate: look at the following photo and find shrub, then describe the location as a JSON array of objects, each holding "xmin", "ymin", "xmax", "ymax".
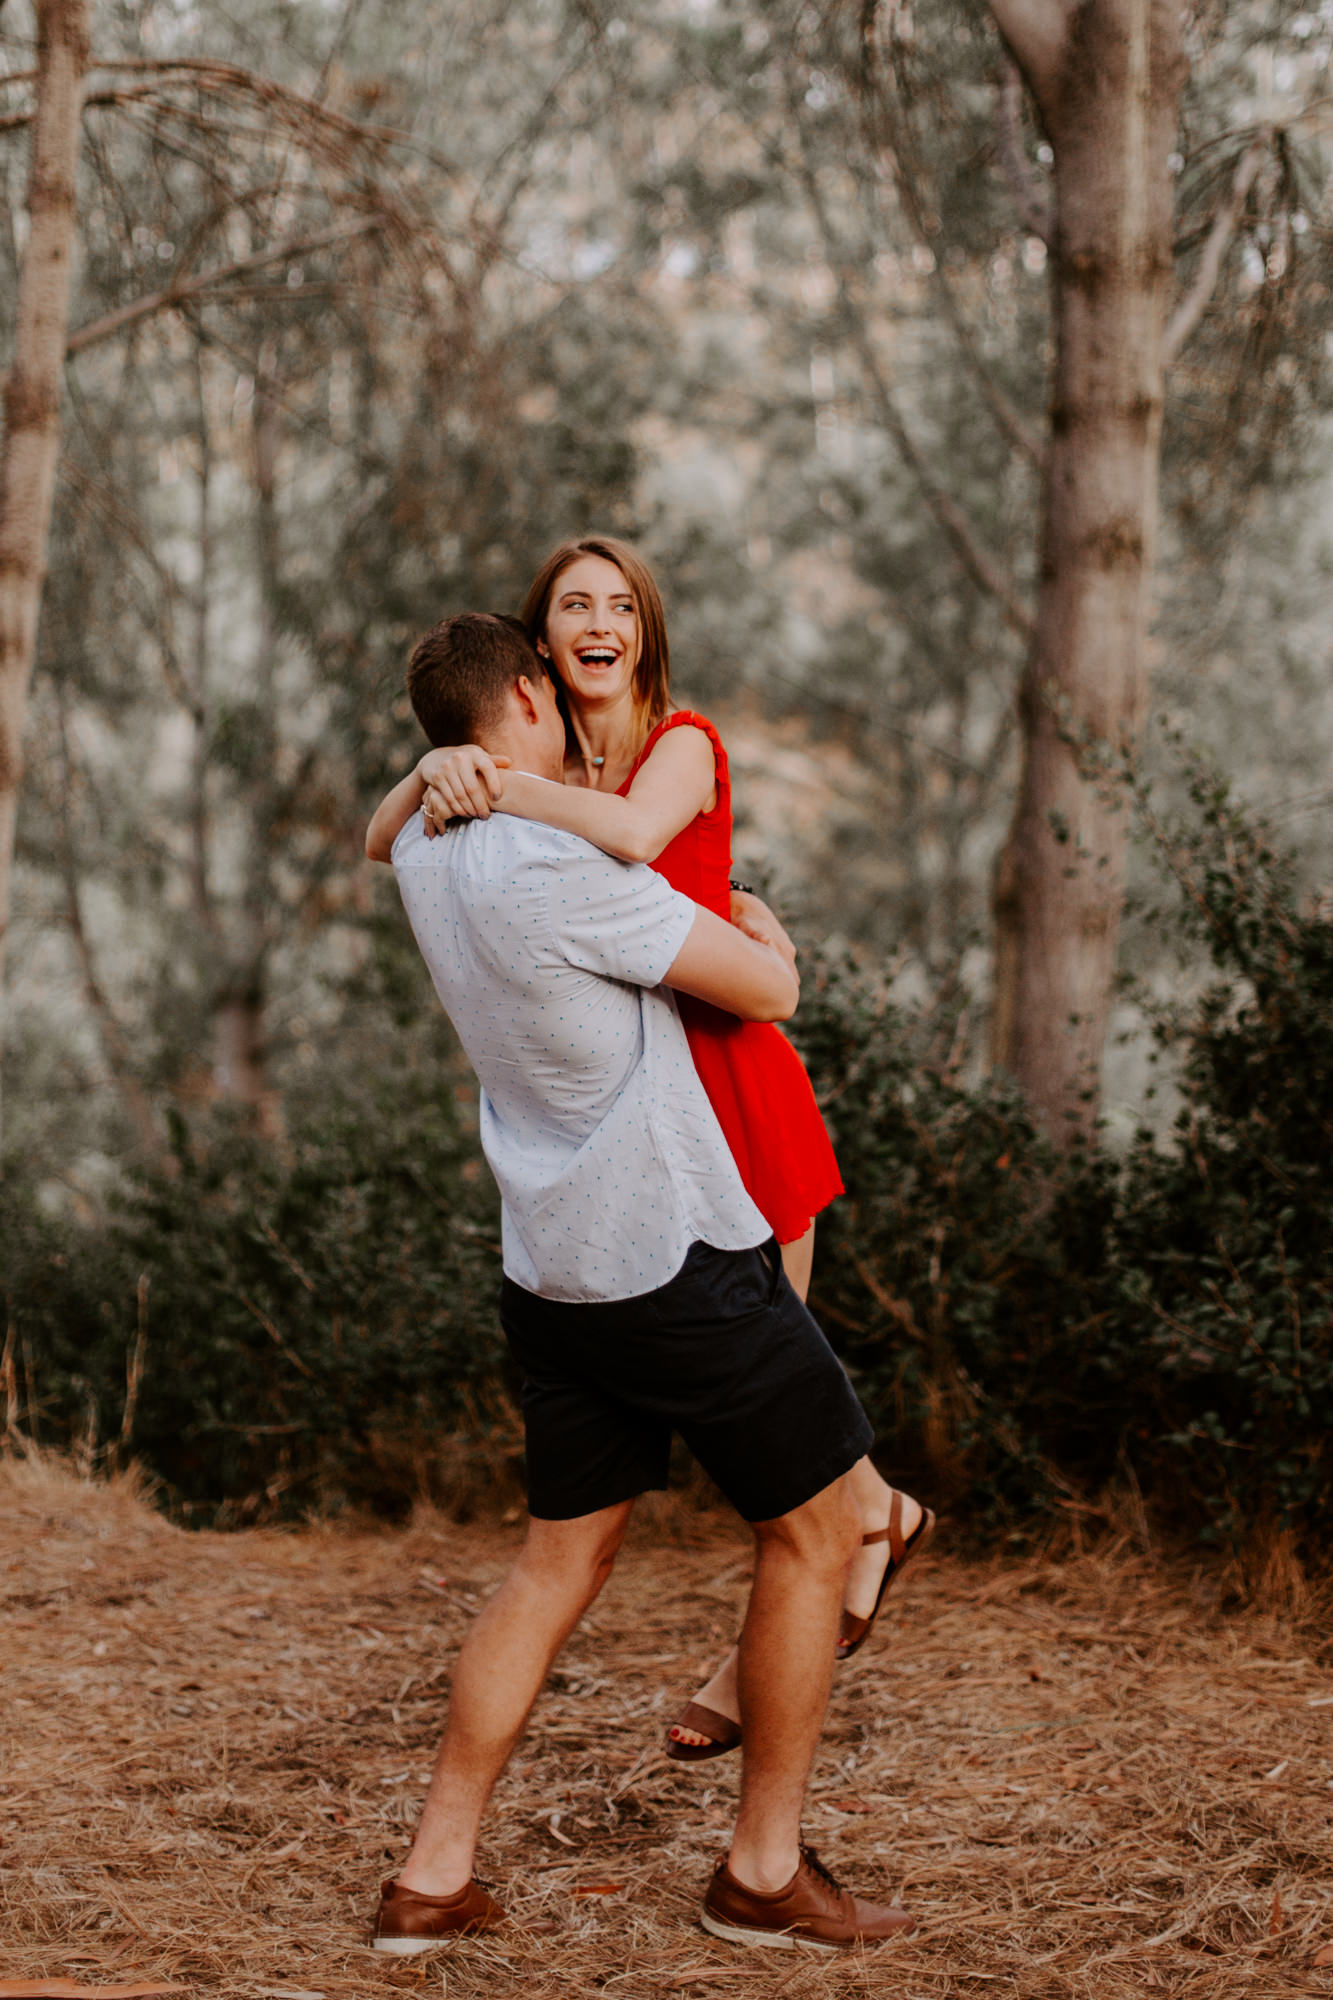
[
  {"xmin": 2, "ymin": 1067, "xmax": 510, "ymax": 1522},
  {"xmin": 795, "ymin": 964, "xmax": 1124, "ymax": 1527},
  {"xmin": 1108, "ymin": 755, "xmax": 1332, "ymax": 1547},
  {"xmin": 5, "ymin": 753, "xmax": 1328, "ymax": 1563},
  {"xmin": 794, "ymin": 750, "xmax": 1332, "ymax": 1561}
]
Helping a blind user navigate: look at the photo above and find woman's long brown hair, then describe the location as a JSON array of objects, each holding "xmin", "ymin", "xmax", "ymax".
[{"xmin": 520, "ymin": 536, "xmax": 671, "ymax": 753}]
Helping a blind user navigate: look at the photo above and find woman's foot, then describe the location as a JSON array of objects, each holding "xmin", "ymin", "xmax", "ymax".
[
  {"xmin": 836, "ymin": 1490, "xmax": 935, "ymax": 1661},
  {"xmin": 665, "ymin": 1482, "xmax": 932, "ymax": 1755},
  {"xmin": 667, "ymin": 1646, "xmax": 740, "ymax": 1756},
  {"xmin": 843, "ymin": 1488, "xmax": 924, "ymax": 1626}
]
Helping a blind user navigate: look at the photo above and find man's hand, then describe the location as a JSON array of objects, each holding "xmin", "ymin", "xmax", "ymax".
[
  {"xmin": 421, "ymin": 745, "xmax": 511, "ymax": 835},
  {"xmin": 730, "ymin": 888, "xmax": 797, "ymax": 972}
]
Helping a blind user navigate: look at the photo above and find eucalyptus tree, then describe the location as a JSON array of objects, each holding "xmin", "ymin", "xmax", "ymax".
[
  {"xmin": 0, "ymin": 0, "xmax": 87, "ymax": 1139},
  {"xmin": 636, "ymin": 0, "xmax": 1331, "ymax": 1136},
  {"xmin": 977, "ymin": 0, "xmax": 1329, "ymax": 1138},
  {"xmin": 0, "ymin": 0, "xmax": 459, "ymax": 1134},
  {"xmin": 4, "ymin": 0, "xmax": 663, "ymax": 1157}
]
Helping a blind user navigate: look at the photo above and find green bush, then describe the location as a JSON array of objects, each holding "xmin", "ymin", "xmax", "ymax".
[
  {"xmin": 795, "ymin": 751, "xmax": 1331, "ymax": 1558},
  {"xmin": 796, "ymin": 966, "xmax": 1126, "ymax": 1525},
  {"xmin": 5, "ymin": 754, "xmax": 1328, "ymax": 1560},
  {"xmin": 1108, "ymin": 756, "xmax": 1332, "ymax": 1545},
  {"xmin": 2, "ymin": 1068, "xmax": 509, "ymax": 1522}
]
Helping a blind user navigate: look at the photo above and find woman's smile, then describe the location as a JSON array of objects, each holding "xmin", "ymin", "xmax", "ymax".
[{"xmin": 544, "ymin": 553, "xmax": 640, "ymax": 704}]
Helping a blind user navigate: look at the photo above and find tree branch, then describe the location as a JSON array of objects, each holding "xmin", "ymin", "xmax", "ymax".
[
  {"xmin": 4, "ymin": 54, "xmax": 414, "ymax": 151},
  {"xmin": 855, "ymin": 327, "xmax": 1036, "ymax": 640},
  {"xmin": 994, "ymin": 59, "xmax": 1053, "ymax": 248},
  {"xmin": 859, "ymin": 52, "xmax": 1045, "ymax": 465},
  {"xmin": 1162, "ymin": 136, "xmax": 1269, "ymax": 368},
  {"xmin": 62, "ymin": 219, "xmax": 380, "ymax": 359},
  {"xmin": 792, "ymin": 119, "xmax": 1036, "ymax": 640}
]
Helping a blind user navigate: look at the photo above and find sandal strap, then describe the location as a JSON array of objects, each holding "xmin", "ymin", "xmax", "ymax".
[
  {"xmin": 860, "ymin": 1492, "xmax": 908, "ymax": 1566},
  {"xmin": 888, "ymin": 1488, "xmax": 907, "ymax": 1567},
  {"xmin": 673, "ymin": 1700, "xmax": 742, "ymax": 1749}
]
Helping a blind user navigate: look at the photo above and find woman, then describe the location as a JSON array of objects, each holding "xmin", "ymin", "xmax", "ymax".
[{"xmin": 366, "ymin": 536, "xmax": 933, "ymax": 1755}]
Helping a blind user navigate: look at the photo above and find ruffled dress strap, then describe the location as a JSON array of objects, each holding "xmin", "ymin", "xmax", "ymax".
[
  {"xmin": 617, "ymin": 709, "xmax": 732, "ymax": 919},
  {"xmin": 617, "ymin": 710, "xmax": 730, "ymax": 813}
]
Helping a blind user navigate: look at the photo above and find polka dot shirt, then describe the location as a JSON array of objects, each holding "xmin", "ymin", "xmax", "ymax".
[{"xmin": 393, "ymin": 813, "xmax": 767, "ymax": 1302}]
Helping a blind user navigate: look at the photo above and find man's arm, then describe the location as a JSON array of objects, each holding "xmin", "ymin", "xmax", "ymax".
[{"xmin": 663, "ymin": 906, "xmax": 799, "ymax": 1023}]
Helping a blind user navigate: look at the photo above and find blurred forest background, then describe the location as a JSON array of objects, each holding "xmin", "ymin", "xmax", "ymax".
[{"xmin": 2, "ymin": 0, "xmax": 1330, "ymax": 1585}]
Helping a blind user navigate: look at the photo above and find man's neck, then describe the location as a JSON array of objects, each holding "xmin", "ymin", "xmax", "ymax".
[{"xmin": 478, "ymin": 735, "xmax": 563, "ymax": 784}]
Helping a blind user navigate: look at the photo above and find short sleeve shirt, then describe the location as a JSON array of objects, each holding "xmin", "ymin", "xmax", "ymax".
[{"xmin": 392, "ymin": 812, "xmax": 768, "ymax": 1302}]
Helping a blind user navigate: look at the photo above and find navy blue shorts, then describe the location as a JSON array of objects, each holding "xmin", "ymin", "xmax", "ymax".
[{"xmin": 499, "ymin": 1238, "xmax": 873, "ymax": 1524}]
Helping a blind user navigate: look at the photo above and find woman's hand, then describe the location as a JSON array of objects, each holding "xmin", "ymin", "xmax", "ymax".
[
  {"xmin": 420, "ymin": 745, "xmax": 512, "ymax": 835},
  {"xmin": 730, "ymin": 888, "xmax": 797, "ymax": 972}
]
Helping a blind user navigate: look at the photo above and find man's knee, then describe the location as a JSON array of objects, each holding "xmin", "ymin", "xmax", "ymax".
[
  {"xmin": 519, "ymin": 1502, "xmax": 631, "ymax": 1602},
  {"xmin": 753, "ymin": 1474, "xmax": 861, "ymax": 1572}
]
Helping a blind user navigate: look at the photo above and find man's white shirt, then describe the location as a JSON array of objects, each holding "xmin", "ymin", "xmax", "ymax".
[{"xmin": 392, "ymin": 810, "xmax": 767, "ymax": 1302}]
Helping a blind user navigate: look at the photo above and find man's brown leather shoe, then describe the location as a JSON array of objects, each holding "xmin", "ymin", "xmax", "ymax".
[
  {"xmin": 370, "ymin": 1875, "xmax": 506, "ymax": 1953},
  {"xmin": 701, "ymin": 1846, "xmax": 915, "ymax": 1953}
]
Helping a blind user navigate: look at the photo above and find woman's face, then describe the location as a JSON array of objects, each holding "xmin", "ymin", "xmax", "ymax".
[{"xmin": 540, "ymin": 554, "xmax": 640, "ymax": 709}]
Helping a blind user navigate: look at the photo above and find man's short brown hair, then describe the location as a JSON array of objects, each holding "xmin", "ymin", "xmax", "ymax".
[{"xmin": 405, "ymin": 612, "xmax": 547, "ymax": 747}]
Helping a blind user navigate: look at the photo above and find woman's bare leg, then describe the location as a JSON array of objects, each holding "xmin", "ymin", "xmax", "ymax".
[
  {"xmin": 778, "ymin": 1223, "xmax": 815, "ymax": 1302},
  {"xmin": 668, "ymin": 1223, "xmax": 923, "ymax": 1752},
  {"xmin": 843, "ymin": 1452, "xmax": 922, "ymax": 1620}
]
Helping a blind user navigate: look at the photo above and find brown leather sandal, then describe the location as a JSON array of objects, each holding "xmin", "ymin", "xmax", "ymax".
[
  {"xmin": 836, "ymin": 1493, "xmax": 936, "ymax": 1661},
  {"xmin": 664, "ymin": 1699, "xmax": 743, "ymax": 1763}
]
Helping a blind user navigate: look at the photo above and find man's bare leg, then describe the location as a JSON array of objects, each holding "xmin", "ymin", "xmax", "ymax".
[
  {"xmin": 669, "ymin": 1226, "xmax": 813, "ymax": 1755},
  {"xmin": 396, "ymin": 1501, "xmax": 633, "ymax": 1896},
  {"xmin": 725, "ymin": 1474, "xmax": 860, "ymax": 1891}
]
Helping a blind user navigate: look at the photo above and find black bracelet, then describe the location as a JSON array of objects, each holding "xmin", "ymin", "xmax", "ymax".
[{"xmin": 729, "ymin": 878, "xmax": 755, "ymax": 896}]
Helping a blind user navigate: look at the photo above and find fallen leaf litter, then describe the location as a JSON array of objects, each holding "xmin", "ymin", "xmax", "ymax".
[{"xmin": 2, "ymin": 1454, "xmax": 1331, "ymax": 1999}]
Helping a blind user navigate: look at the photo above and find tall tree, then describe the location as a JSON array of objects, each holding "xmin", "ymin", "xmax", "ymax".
[
  {"xmin": 985, "ymin": 0, "xmax": 1188, "ymax": 1137},
  {"xmin": 0, "ymin": 0, "xmax": 88, "ymax": 1141},
  {"xmin": 670, "ymin": 0, "xmax": 1329, "ymax": 1138},
  {"xmin": 0, "ymin": 0, "xmax": 466, "ymax": 1126},
  {"xmin": 5, "ymin": 0, "xmax": 663, "ymax": 1160}
]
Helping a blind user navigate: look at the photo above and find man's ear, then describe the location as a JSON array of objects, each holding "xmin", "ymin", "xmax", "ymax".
[{"xmin": 513, "ymin": 673, "xmax": 544, "ymax": 726}]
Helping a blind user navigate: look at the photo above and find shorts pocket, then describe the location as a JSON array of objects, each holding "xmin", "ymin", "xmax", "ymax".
[{"xmin": 673, "ymin": 1241, "xmax": 775, "ymax": 1323}]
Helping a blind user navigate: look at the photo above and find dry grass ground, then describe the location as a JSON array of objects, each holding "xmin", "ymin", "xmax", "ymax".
[{"xmin": 2, "ymin": 1453, "xmax": 1331, "ymax": 2000}]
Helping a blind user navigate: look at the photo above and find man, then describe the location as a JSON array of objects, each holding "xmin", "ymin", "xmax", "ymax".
[{"xmin": 371, "ymin": 611, "xmax": 913, "ymax": 1954}]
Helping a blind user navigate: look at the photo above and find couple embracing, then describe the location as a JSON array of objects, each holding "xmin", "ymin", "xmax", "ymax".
[{"xmin": 362, "ymin": 537, "xmax": 934, "ymax": 1954}]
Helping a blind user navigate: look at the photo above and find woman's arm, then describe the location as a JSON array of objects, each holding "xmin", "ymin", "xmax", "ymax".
[
  {"xmin": 436, "ymin": 724, "xmax": 716, "ymax": 865},
  {"xmin": 364, "ymin": 746, "xmax": 511, "ymax": 862},
  {"xmin": 365, "ymin": 768, "xmax": 426, "ymax": 863}
]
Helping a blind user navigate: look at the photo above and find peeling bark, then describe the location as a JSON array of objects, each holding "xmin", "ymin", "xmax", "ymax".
[
  {"xmin": 0, "ymin": 0, "xmax": 88, "ymax": 1138},
  {"xmin": 988, "ymin": 0, "xmax": 1188, "ymax": 1140}
]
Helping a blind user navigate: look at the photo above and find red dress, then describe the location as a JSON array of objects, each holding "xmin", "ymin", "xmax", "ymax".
[{"xmin": 618, "ymin": 711, "xmax": 843, "ymax": 1244}]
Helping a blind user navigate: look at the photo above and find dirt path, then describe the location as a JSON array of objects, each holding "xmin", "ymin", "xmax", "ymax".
[{"xmin": 2, "ymin": 1457, "xmax": 1330, "ymax": 1999}]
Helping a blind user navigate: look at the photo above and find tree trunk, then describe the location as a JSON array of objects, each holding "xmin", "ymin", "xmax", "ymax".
[
  {"xmin": 207, "ymin": 344, "xmax": 283, "ymax": 1144},
  {"xmin": 212, "ymin": 987, "xmax": 274, "ymax": 1126},
  {"xmin": 988, "ymin": 0, "xmax": 1186, "ymax": 1141},
  {"xmin": 0, "ymin": 0, "xmax": 87, "ymax": 1135}
]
